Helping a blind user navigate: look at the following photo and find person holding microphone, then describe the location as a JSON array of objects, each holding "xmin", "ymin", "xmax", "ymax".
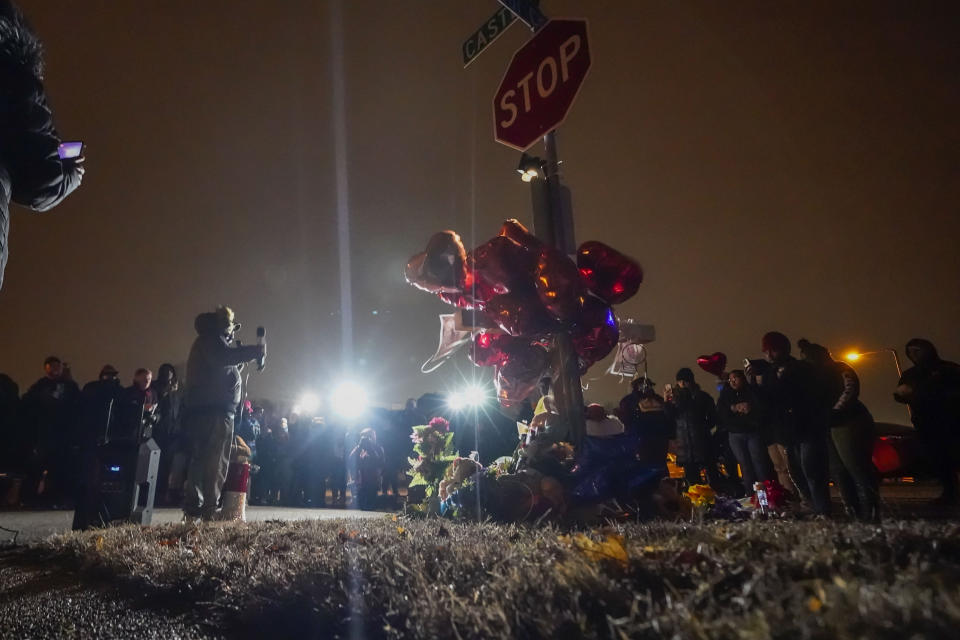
[{"xmin": 182, "ymin": 306, "xmax": 264, "ymax": 522}]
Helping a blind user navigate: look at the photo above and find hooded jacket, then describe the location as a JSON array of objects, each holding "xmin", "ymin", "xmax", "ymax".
[
  {"xmin": 895, "ymin": 339, "xmax": 960, "ymax": 431},
  {"xmin": 0, "ymin": 2, "xmax": 82, "ymax": 289},
  {"xmin": 184, "ymin": 312, "xmax": 260, "ymax": 415}
]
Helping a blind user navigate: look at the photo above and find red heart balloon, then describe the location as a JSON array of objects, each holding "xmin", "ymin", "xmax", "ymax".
[
  {"xmin": 696, "ymin": 352, "xmax": 727, "ymax": 377},
  {"xmin": 571, "ymin": 295, "xmax": 620, "ymax": 374},
  {"xmin": 469, "ymin": 331, "xmax": 514, "ymax": 367},
  {"xmin": 468, "ymin": 235, "xmax": 537, "ymax": 301},
  {"xmin": 494, "ymin": 343, "xmax": 550, "ymax": 406},
  {"xmin": 534, "ymin": 247, "xmax": 586, "ymax": 322},
  {"xmin": 483, "ymin": 290, "xmax": 556, "ymax": 337},
  {"xmin": 422, "ymin": 231, "xmax": 467, "ymax": 289},
  {"xmin": 576, "ymin": 241, "xmax": 643, "ymax": 305},
  {"xmin": 406, "ymin": 231, "xmax": 471, "ymax": 305}
]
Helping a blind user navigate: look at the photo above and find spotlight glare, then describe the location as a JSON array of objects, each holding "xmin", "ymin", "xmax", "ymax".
[
  {"xmin": 331, "ymin": 381, "xmax": 368, "ymax": 419},
  {"xmin": 448, "ymin": 385, "xmax": 488, "ymax": 411}
]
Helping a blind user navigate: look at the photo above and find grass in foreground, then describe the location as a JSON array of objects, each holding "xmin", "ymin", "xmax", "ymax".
[{"xmin": 35, "ymin": 517, "xmax": 960, "ymax": 639}]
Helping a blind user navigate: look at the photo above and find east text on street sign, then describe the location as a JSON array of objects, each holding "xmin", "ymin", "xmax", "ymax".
[
  {"xmin": 493, "ymin": 19, "xmax": 591, "ymax": 151},
  {"xmin": 463, "ymin": 1, "xmax": 540, "ymax": 67}
]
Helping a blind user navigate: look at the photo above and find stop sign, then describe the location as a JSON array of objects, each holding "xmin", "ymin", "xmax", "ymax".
[{"xmin": 493, "ymin": 19, "xmax": 591, "ymax": 151}]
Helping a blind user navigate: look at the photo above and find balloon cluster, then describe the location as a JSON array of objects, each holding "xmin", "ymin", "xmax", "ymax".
[{"xmin": 406, "ymin": 220, "xmax": 643, "ymax": 406}]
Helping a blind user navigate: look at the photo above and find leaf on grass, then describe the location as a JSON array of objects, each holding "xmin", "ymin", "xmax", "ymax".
[
  {"xmin": 559, "ymin": 533, "xmax": 629, "ymax": 568},
  {"xmin": 808, "ymin": 596, "xmax": 823, "ymax": 613},
  {"xmin": 397, "ymin": 527, "xmax": 407, "ymax": 537},
  {"xmin": 337, "ymin": 530, "xmax": 361, "ymax": 543},
  {"xmin": 94, "ymin": 535, "xmax": 104, "ymax": 552}
]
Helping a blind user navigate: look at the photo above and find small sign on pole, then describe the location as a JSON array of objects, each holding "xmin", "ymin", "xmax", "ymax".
[{"xmin": 462, "ymin": 1, "xmax": 539, "ymax": 67}]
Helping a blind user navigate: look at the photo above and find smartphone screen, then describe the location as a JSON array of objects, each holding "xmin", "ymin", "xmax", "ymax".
[{"xmin": 58, "ymin": 141, "xmax": 83, "ymax": 159}]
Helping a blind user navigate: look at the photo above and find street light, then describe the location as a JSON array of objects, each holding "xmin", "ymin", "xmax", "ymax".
[
  {"xmin": 843, "ymin": 348, "xmax": 903, "ymax": 377},
  {"xmin": 516, "ymin": 152, "xmax": 544, "ymax": 183}
]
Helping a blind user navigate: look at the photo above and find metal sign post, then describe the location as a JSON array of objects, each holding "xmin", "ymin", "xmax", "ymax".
[{"xmin": 492, "ymin": 3, "xmax": 591, "ymax": 449}]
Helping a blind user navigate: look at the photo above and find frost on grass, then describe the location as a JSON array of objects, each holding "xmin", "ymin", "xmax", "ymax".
[{"xmin": 40, "ymin": 518, "xmax": 960, "ymax": 639}]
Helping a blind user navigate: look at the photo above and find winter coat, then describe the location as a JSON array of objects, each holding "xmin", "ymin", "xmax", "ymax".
[
  {"xmin": 184, "ymin": 312, "xmax": 260, "ymax": 415},
  {"xmin": 668, "ymin": 385, "xmax": 716, "ymax": 466},
  {"xmin": 22, "ymin": 375, "xmax": 79, "ymax": 457},
  {"xmin": 756, "ymin": 356, "xmax": 829, "ymax": 443},
  {"xmin": 0, "ymin": 3, "xmax": 82, "ymax": 289},
  {"xmin": 895, "ymin": 340, "xmax": 960, "ymax": 434},
  {"xmin": 717, "ymin": 386, "xmax": 762, "ymax": 434},
  {"xmin": 153, "ymin": 387, "xmax": 183, "ymax": 450},
  {"xmin": 632, "ymin": 395, "xmax": 674, "ymax": 469}
]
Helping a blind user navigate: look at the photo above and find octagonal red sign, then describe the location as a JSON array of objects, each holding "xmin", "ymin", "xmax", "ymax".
[{"xmin": 493, "ymin": 19, "xmax": 591, "ymax": 151}]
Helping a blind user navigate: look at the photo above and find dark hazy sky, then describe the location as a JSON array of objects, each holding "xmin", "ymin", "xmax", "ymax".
[{"xmin": 2, "ymin": 1, "xmax": 957, "ymax": 423}]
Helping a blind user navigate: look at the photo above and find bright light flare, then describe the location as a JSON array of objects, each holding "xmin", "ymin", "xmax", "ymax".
[
  {"xmin": 447, "ymin": 385, "xmax": 488, "ymax": 411},
  {"xmin": 844, "ymin": 352, "xmax": 862, "ymax": 362},
  {"xmin": 331, "ymin": 381, "xmax": 368, "ymax": 419},
  {"xmin": 519, "ymin": 168, "xmax": 539, "ymax": 182},
  {"xmin": 295, "ymin": 392, "xmax": 321, "ymax": 416}
]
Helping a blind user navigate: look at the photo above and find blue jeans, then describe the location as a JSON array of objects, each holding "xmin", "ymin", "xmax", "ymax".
[{"xmin": 728, "ymin": 432, "xmax": 773, "ymax": 493}]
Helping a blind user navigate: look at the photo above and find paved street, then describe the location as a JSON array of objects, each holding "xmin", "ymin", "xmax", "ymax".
[{"xmin": 0, "ymin": 506, "xmax": 385, "ymax": 544}]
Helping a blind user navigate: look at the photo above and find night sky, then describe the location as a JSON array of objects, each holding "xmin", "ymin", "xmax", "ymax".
[{"xmin": 2, "ymin": 1, "xmax": 957, "ymax": 424}]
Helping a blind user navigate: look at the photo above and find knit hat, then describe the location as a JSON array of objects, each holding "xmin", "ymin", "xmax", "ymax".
[
  {"xmin": 99, "ymin": 364, "xmax": 119, "ymax": 378},
  {"xmin": 675, "ymin": 367, "xmax": 695, "ymax": 383},
  {"xmin": 761, "ymin": 331, "xmax": 791, "ymax": 354}
]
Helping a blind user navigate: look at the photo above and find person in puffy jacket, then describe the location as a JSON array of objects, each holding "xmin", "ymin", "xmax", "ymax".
[
  {"xmin": 0, "ymin": 1, "xmax": 84, "ymax": 290},
  {"xmin": 667, "ymin": 368, "xmax": 721, "ymax": 488},
  {"xmin": 182, "ymin": 306, "xmax": 263, "ymax": 521}
]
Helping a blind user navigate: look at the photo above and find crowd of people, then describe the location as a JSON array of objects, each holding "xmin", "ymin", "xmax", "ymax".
[
  {"xmin": 612, "ymin": 332, "xmax": 960, "ymax": 520},
  {"xmin": 2, "ymin": 329, "xmax": 958, "ymax": 525}
]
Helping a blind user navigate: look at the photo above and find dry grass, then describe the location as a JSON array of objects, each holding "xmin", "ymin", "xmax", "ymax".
[{"xmin": 35, "ymin": 517, "xmax": 960, "ymax": 639}]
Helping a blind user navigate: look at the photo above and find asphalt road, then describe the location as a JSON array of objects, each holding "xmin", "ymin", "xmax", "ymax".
[{"xmin": 0, "ymin": 506, "xmax": 385, "ymax": 545}]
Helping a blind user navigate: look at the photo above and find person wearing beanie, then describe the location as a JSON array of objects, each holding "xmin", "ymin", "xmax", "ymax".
[
  {"xmin": 756, "ymin": 331, "xmax": 832, "ymax": 515},
  {"xmin": 666, "ymin": 367, "xmax": 722, "ymax": 488},
  {"xmin": 620, "ymin": 376, "xmax": 674, "ymax": 477},
  {"xmin": 182, "ymin": 305, "xmax": 264, "ymax": 521}
]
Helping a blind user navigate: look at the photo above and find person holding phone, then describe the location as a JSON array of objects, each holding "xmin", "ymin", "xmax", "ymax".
[{"xmin": 0, "ymin": 1, "xmax": 85, "ymax": 290}]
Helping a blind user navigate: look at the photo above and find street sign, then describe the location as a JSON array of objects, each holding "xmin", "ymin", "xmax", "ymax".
[
  {"xmin": 463, "ymin": 2, "xmax": 539, "ymax": 67},
  {"xmin": 493, "ymin": 19, "xmax": 591, "ymax": 151},
  {"xmin": 497, "ymin": 0, "xmax": 547, "ymax": 30}
]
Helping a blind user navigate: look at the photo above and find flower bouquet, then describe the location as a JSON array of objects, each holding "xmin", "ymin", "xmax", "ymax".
[
  {"xmin": 686, "ymin": 484, "xmax": 716, "ymax": 524},
  {"xmin": 407, "ymin": 417, "xmax": 457, "ymax": 499}
]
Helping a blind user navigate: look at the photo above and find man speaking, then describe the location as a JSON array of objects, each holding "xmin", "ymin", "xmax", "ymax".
[{"xmin": 183, "ymin": 306, "xmax": 264, "ymax": 521}]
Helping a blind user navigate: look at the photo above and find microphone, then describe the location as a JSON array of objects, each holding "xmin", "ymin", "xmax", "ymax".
[{"xmin": 256, "ymin": 326, "xmax": 266, "ymax": 371}]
